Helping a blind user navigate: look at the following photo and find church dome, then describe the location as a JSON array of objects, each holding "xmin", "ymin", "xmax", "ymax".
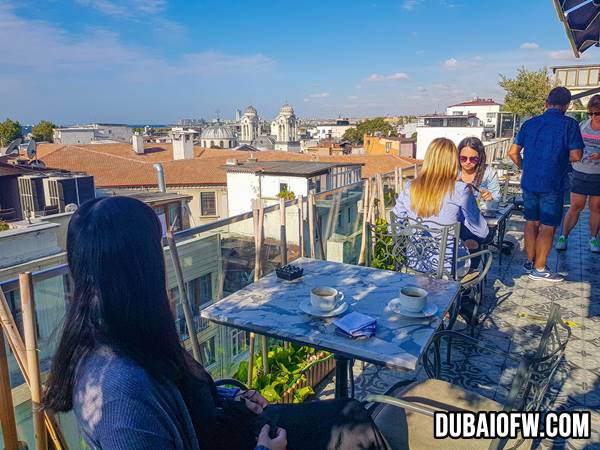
[
  {"xmin": 200, "ymin": 123, "xmax": 235, "ymax": 140},
  {"xmin": 244, "ymin": 105, "xmax": 257, "ymax": 116},
  {"xmin": 279, "ymin": 103, "xmax": 294, "ymax": 116}
]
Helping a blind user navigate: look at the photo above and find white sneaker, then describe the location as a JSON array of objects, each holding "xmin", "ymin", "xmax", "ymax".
[
  {"xmin": 591, "ymin": 238, "xmax": 600, "ymax": 253},
  {"xmin": 555, "ymin": 235, "xmax": 568, "ymax": 251}
]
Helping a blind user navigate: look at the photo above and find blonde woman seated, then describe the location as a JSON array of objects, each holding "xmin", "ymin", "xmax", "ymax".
[{"xmin": 392, "ymin": 137, "xmax": 489, "ymax": 275}]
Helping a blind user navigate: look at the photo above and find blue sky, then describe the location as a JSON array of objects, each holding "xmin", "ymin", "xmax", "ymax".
[{"xmin": 1, "ymin": 0, "xmax": 597, "ymax": 124}]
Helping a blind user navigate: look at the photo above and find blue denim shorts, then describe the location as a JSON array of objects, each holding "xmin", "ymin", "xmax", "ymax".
[{"xmin": 522, "ymin": 190, "xmax": 564, "ymax": 227}]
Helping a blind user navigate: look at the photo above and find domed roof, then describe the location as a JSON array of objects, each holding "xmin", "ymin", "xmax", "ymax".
[
  {"xmin": 244, "ymin": 105, "xmax": 257, "ymax": 116},
  {"xmin": 279, "ymin": 103, "xmax": 294, "ymax": 116},
  {"xmin": 201, "ymin": 123, "xmax": 235, "ymax": 140}
]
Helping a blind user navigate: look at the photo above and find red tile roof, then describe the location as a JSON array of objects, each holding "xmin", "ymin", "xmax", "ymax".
[
  {"xmin": 448, "ymin": 99, "xmax": 502, "ymax": 107},
  {"xmin": 37, "ymin": 143, "xmax": 418, "ymax": 188}
]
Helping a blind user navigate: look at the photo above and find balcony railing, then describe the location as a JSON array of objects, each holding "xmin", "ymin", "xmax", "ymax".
[{"xmin": 0, "ymin": 167, "xmax": 431, "ymax": 448}]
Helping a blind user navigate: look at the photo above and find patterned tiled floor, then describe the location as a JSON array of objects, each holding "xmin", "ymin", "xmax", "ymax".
[{"xmin": 316, "ymin": 210, "xmax": 600, "ymax": 449}]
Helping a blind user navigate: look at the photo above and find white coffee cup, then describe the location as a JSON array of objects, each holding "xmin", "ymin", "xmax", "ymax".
[
  {"xmin": 398, "ymin": 286, "xmax": 428, "ymax": 313},
  {"xmin": 310, "ymin": 287, "xmax": 344, "ymax": 312}
]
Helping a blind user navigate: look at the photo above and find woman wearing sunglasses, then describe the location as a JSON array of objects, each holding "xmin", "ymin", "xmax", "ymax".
[
  {"xmin": 457, "ymin": 136, "xmax": 501, "ymax": 202},
  {"xmin": 557, "ymin": 94, "xmax": 600, "ymax": 253}
]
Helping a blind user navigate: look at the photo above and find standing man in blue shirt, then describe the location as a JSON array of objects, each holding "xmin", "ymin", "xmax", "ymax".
[{"xmin": 508, "ymin": 87, "xmax": 583, "ymax": 282}]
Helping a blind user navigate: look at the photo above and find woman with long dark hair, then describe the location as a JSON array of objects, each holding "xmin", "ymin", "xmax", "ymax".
[
  {"xmin": 457, "ymin": 136, "xmax": 501, "ymax": 202},
  {"xmin": 44, "ymin": 196, "xmax": 387, "ymax": 450}
]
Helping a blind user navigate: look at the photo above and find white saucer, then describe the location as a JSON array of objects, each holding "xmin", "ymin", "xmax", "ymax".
[
  {"xmin": 387, "ymin": 298, "xmax": 438, "ymax": 318},
  {"xmin": 299, "ymin": 298, "xmax": 348, "ymax": 318}
]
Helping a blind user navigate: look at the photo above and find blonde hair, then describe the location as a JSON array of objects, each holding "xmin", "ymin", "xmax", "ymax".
[{"xmin": 410, "ymin": 138, "xmax": 459, "ymax": 218}]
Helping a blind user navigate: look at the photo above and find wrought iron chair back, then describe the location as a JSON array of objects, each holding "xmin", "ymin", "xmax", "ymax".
[
  {"xmin": 503, "ymin": 304, "xmax": 571, "ymax": 412},
  {"xmin": 368, "ymin": 212, "xmax": 460, "ymax": 280}
]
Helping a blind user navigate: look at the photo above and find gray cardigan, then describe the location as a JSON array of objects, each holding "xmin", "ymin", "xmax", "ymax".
[{"xmin": 73, "ymin": 346, "xmax": 202, "ymax": 450}]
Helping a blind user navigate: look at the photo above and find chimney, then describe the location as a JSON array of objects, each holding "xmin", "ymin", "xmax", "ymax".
[
  {"xmin": 247, "ymin": 153, "xmax": 258, "ymax": 163},
  {"xmin": 153, "ymin": 163, "xmax": 166, "ymax": 192},
  {"xmin": 132, "ymin": 132, "xmax": 145, "ymax": 154},
  {"xmin": 226, "ymin": 158, "xmax": 239, "ymax": 166},
  {"xmin": 172, "ymin": 128, "xmax": 194, "ymax": 160}
]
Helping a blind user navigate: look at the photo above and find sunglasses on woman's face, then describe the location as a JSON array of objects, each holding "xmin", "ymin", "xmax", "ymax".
[
  {"xmin": 460, "ymin": 155, "xmax": 480, "ymax": 164},
  {"xmin": 588, "ymin": 112, "xmax": 600, "ymax": 117}
]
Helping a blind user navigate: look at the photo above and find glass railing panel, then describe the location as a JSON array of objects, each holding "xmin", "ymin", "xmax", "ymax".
[{"xmin": 314, "ymin": 182, "xmax": 365, "ymax": 264}]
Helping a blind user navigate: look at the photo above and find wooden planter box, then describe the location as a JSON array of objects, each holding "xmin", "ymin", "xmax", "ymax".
[{"xmin": 280, "ymin": 353, "xmax": 336, "ymax": 404}]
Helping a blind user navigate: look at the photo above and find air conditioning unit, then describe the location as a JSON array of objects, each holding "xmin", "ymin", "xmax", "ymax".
[
  {"xmin": 18, "ymin": 175, "xmax": 47, "ymax": 215},
  {"xmin": 43, "ymin": 175, "xmax": 96, "ymax": 212}
]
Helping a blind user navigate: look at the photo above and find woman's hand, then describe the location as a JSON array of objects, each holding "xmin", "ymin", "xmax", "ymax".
[
  {"xmin": 480, "ymin": 189, "xmax": 493, "ymax": 201},
  {"xmin": 236, "ymin": 389, "xmax": 269, "ymax": 414},
  {"xmin": 589, "ymin": 152, "xmax": 600, "ymax": 161},
  {"xmin": 257, "ymin": 425, "xmax": 287, "ymax": 450}
]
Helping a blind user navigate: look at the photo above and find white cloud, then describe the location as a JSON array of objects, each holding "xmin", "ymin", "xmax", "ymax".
[
  {"xmin": 521, "ymin": 42, "xmax": 540, "ymax": 50},
  {"xmin": 366, "ymin": 72, "xmax": 409, "ymax": 82},
  {"xmin": 549, "ymin": 49, "xmax": 583, "ymax": 60},
  {"xmin": 308, "ymin": 92, "xmax": 330, "ymax": 98},
  {"xmin": 76, "ymin": 0, "xmax": 167, "ymax": 17},
  {"xmin": 417, "ymin": 86, "xmax": 427, "ymax": 92},
  {"xmin": 401, "ymin": 0, "xmax": 421, "ymax": 10},
  {"xmin": 387, "ymin": 72, "xmax": 409, "ymax": 80},
  {"xmin": 444, "ymin": 58, "xmax": 459, "ymax": 68},
  {"xmin": 348, "ymin": 95, "xmax": 359, "ymax": 100},
  {"xmin": 367, "ymin": 73, "xmax": 386, "ymax": 82}
]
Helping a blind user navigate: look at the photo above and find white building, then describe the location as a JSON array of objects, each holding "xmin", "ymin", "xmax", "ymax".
[
  {"xmin": 446, "ymin": 99, "xmax": 502, "ymax": 130},
  {"xmin": 312, "ymin": 120, "xmax": 354, "ymax": 141},
  {"xmin": 416, "ymin": 115, "xmax": 485, "ymax": 159},
  {"xmin": 552, "ymin": 64, "xmax": 600, "ymax": 107},
  {"xmin": 224, "ymin": 159, "xmax": 362, "ymax": 216},
  {"xmin": 240, "ymin": 106, "xmax": 260, "ymax": 144},
  {"xmin": 200, "ymin": 123, "xmax": 237, "ymax": 149},
  {"xmin": 271, "ymin": 104, "xmax": 301, "ymax": 152},
  {"xmin": 53, "ymin": 123, "xmax": 132, "ymax": 145}
]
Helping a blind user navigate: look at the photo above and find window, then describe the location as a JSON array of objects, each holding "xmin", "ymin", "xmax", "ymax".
[
  {"xmin": 201, "ymin": 336, "xmax": 217, "ymax": 366},
  {"xmin": 200, "ymin": 192, "xmax": 217, "ymax": 216},
  {"xmin": 279, "ymin": 183, "xmax": 288, "ymax": 193},
  {"xmin": 557, "ymin": 70, "xmax": 567, "ymax": 85},
  {"xmin": 315, "ymin": 179, "xmax": 321, "ymax": 193},
  {"xmin": 170, "ymin": 274, "xmax": 213, "ymax": 338},
  {"xmin": 590, "ymin": 68, "xmax": 600, "ymax": 85},
  {"xmin": 385, "ymin": 142, "xmax": 392, "ymax": 153},
  {"xmin": 168, "ymin": 203, "xmax": 182, "ymax": 231},
  {"xmin": 230, "ymin": 329, "xmax": 249, "ymax": 357},
  {"xmin": 579, "ymin": 69, "xmax": 590, "ymax": 86},
  {"xmin": 452, "ymin": 111, "xmax": 463, "ymax": 116},
  {"xmin": 566, "ymin": 70, "xmax": 577, "ymax": 86}
]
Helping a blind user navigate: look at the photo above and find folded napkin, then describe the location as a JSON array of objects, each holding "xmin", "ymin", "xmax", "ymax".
[{"xmin": 333, "ymin": 312, "xmax": 377, "ymax": 339}]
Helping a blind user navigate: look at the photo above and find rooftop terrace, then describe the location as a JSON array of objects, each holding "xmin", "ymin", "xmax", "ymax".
[{"xmin": 1, "ymin": 158, "xmax": 599, "ymax": 448}]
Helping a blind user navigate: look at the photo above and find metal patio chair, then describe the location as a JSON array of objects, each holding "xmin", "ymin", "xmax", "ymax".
[
  {"xmin": 368, "ymin": 213, "xmax": 493, "ymax": 333},
  {"xmin": 367, "ymin": 303, "xmax": 571, "ymax": 450}
]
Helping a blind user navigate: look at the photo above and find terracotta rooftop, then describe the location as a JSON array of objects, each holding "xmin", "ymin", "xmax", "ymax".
[
  {"xmin": 37, "ymin": 143, "xmax": 417, "ymax": 188},
  {"xmin": 448, "ymin": 99, "xmax": 502, "ymax": 107}
]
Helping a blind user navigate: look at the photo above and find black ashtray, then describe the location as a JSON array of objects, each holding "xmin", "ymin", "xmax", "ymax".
[{"xmin": 276, "ymin": 264, "xmax": 304, "ymax": 281}]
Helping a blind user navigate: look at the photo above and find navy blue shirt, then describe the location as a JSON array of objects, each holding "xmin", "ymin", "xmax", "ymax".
[{"xmin": 514, "ymin": 108, "xmax": 584, "ymax": 193}]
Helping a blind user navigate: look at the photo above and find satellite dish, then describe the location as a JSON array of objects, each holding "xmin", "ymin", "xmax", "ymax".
[
  {"xmin": 65, "ymin": 203, "xmax": 78, "ymax": 213},
  {"xmin": 27, "ymin": 140, "xmax": 37, "ymax": 159},
  {"xmin": 2, "ymin": 137, "xmax": 21, "ymax": 155}
]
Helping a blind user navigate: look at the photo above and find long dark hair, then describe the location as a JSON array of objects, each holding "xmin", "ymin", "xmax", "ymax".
[
  {"xmin": 458, "ymin": 136, "xmax": 487, "ymax": 186},
  {"xmin": 44, "ymin": 197, "xmax": 214, "ymax": 414}
]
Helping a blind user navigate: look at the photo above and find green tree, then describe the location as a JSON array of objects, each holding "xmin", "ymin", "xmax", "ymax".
[
  {"xmin": 31, "ymin": 120, "xmax": 56, "ymax": 142},
  {"xmin": 498, "ymin": 67, "xmax": 553, "ymax": 118},
  {"xmin": 0, "ymin": 118, "xmax": 22, "ymax": 147},
  {"xmin": 342, "ymin": 117, "xmax": 397, "ymax": 144}
]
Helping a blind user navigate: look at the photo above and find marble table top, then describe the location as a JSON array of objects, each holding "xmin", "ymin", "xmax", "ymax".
[
  {"xmin": 201, "ymin": 258, "xmax": 460, "ymax": 372},
  {"xmin": 484, "ymin": 203, "xmax": 514, "ymax": 228}
]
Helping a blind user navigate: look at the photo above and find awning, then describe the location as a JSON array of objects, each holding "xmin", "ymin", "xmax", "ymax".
[{"xmin": 554, "ymin": 0, "xmax": 600, "ymax": 57}]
